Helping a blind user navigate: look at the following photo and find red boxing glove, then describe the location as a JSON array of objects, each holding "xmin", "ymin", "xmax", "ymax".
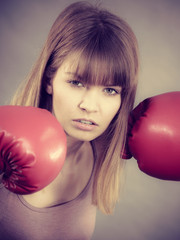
[
  {"xmin": 122, "ymin": 92, "xmax": 180, "ymax": 181},
  {"xmin": 0, "ymin": 105, "xmax": 66, "ymax": 194}
]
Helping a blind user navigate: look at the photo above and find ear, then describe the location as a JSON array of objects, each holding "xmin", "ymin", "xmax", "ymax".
[{"xmin": 46, "ymin": 83, "xmax": 53, "ymax": 95}]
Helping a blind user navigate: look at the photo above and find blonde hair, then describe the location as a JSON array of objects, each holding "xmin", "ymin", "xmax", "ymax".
[{"xmin": 11, "ymin": 1, "xmax": 139, "ymax": 214}]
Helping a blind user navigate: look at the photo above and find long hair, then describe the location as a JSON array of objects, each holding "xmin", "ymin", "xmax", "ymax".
[{"xmin": 11, "ymin": 1, "xmax": 139, "ymax": 214}]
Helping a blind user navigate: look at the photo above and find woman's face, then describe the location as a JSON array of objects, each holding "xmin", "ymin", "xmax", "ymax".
[{"xmin": 49, "ymin": 57, "xmax": 122, "ymax": 141}]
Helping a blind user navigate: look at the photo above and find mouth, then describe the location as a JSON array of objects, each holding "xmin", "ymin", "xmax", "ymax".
[
  {"xmin": 72, "ymin": 119, "xmax": 98, "ymax": 131},
  {"xmin": 74, "ymin": 119, "xmax": 98, "ymax": 126}
]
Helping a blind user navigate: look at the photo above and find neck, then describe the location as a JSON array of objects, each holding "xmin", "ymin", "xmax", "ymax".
[{"xmin": 66, "ymin": 135, "xmax": 84, "ymax": 155}]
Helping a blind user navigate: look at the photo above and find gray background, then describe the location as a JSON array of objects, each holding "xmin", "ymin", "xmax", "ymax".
[{"xmin": 0, "ymin": 0, "xmax": 180, "ymax": 239}]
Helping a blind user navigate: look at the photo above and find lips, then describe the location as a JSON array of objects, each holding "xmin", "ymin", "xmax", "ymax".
[
  {"xmin": 73, "ymin": 119, "xmax": 98, "ymax": 126},
  {"xmin": 72, "ymin": 119, "xmax": 98, "ymax": 131}
]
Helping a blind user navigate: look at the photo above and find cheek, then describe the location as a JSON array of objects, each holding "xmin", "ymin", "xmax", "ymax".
[
  {"xmin": 52, "ymin": 89, "xmax": 78, "ymax": 125},
  {"xmin": 103, "ymin": 98, "xmax": 121, "ymax": 122},
  {"xmin": 52, "ymin": 90, "xmax": 69, "ymax": 119}
]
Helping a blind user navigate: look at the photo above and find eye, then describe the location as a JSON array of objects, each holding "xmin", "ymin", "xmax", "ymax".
[
  {"xmin": 68, "ymin": 80, "xmax": 84, "ymax": 88},
  {"xmin": 104, "ymin": 87, "xmax": 120, "ymax": 96}
]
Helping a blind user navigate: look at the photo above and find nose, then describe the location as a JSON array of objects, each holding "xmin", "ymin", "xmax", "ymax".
[{"xmin": 79, "ymin": 88, "xmax": 99, "ymax": 113}]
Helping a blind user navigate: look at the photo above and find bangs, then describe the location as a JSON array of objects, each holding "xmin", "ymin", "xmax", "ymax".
[{"xmin": 66, "ymin": 46, "xmax": 128, "ymax": 88}]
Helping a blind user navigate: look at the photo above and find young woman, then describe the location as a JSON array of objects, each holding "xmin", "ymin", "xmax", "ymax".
[{"xmin": 0, "ymin": 1, "xmax": 139, "ymax": 239}]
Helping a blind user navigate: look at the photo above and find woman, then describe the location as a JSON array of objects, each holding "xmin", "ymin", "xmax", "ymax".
[{"xmin": 0, "ymin": 1, "xmax": 139, "ymax": 239}]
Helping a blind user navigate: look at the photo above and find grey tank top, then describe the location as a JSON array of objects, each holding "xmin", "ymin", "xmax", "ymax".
[{"xmin": 0, "ymin": 151, "xmax": 97, "ymax": 240}]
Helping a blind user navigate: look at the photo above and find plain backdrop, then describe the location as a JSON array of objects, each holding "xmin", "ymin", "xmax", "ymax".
[{"xmin": 0, "ymin": 0, "xmax": 180, "ymax": 239}]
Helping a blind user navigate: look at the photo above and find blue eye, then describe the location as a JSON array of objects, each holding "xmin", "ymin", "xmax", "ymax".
[{"xmin": 104, "ymin": 88, "xmax": 119, "ymax": 95}]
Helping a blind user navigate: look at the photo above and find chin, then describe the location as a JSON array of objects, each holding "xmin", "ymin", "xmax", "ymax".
[
  {"xmin": 70, "ymin": 131, "xmax": 99, "ymax": 142},
  {"xmin": 74, "ymin": 135, "xmax": 95, "ymax": 142}
]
